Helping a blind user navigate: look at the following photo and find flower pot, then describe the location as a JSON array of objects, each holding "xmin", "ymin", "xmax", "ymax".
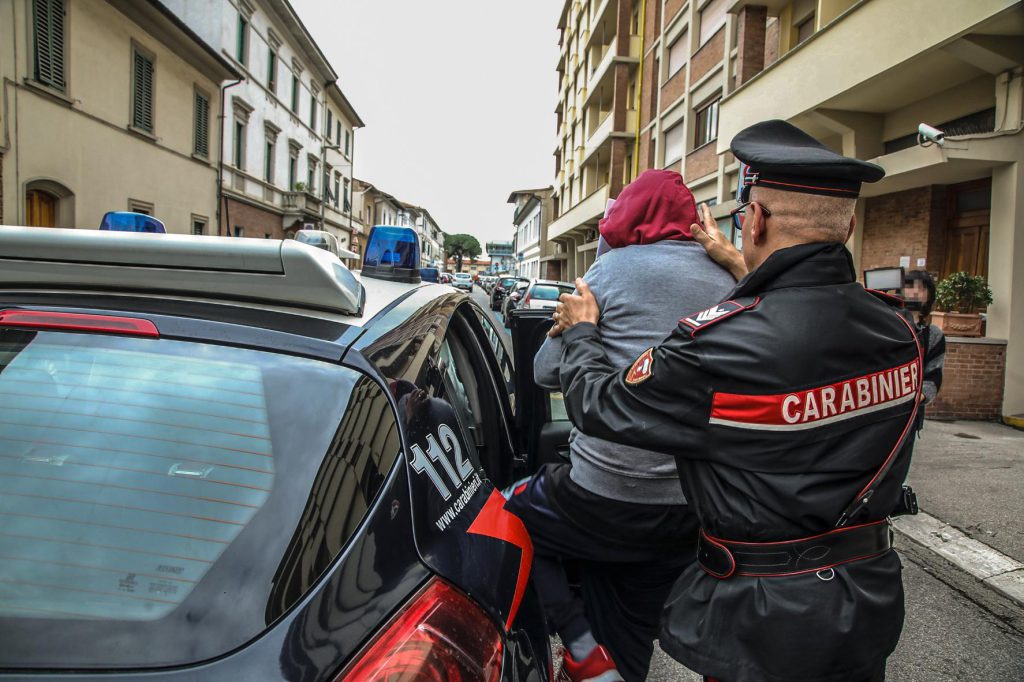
[{"xmin": 932, "ymin": 311, "xmax": 983, "ymax": 337}]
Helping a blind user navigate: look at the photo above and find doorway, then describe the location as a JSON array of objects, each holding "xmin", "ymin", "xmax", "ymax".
[
  {"xmin": 942, "ymin": 178, "xmax": 991, "ymax": 279},
  {"xmin": 25, "ymin": 190, "xmax": 57, "ymax": 227}
]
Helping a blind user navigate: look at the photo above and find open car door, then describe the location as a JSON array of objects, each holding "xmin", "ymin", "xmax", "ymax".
[{"xmin": 508, "ymin": 307, "xmax": 573, "ymax": 474}]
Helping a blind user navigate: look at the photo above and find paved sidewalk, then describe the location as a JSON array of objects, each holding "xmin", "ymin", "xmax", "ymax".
[{"xmin": 907, "ymin": 419, "xmax": 1024, "ymax": 562}]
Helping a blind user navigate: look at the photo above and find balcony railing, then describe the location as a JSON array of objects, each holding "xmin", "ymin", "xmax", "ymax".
[{"xmin": 283, "ymin": 191, "xmax": 322, "ymax": 214}]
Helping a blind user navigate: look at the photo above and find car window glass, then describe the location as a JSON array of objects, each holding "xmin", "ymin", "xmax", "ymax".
[
  {"xmin": 473, "ymin": 307, "xmax": 515, "ymax": 415},
  {"xmin": 0, "ymin": 330, "xmax": 399, "ymax": 668},
  {"xmin": 530, "ymin": 285, "xmax": 572, "ymax": 301},
  {"xmin": 438, "ymin": 336, "xmax": 484, "ymax": 465}
]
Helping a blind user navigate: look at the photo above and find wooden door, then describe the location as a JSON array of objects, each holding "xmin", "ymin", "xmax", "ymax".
[
  {"xmin": 942, "ymin": 180, "xmax": 991, "ymax": 279},
  {"xmin": 25, "ymin": 190, "xmax": 57, "ymax": 227}
]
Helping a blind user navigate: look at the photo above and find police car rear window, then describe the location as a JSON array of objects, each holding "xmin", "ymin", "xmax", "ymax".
[{"xmin": 0, "ymin": 329, "xmax": 399, "ymax": 669}]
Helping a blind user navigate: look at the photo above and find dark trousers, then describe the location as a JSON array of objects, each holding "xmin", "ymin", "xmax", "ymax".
[{"xmin": 504, "ymin": 464, "xmax": 698, "ymax": 682}]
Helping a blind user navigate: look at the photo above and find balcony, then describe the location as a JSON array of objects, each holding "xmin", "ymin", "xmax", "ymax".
[
  {"xmin": 282, "ymin": 191, "xmax": 322, "ymax": 215},
  {"xmin": 547, "ymin": 184, "xmax": 610, "ymax": 241},
  {"xmin": 718, "ymin": 0, "xmax": 1022, "ymax": 152}
]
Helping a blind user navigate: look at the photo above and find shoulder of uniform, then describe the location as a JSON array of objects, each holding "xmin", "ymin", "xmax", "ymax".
[
  {"xmin": 679, "ymin": 296, "xmax": 760, "ymax": 337},
  {"xmin": 865, "ymin": 288, "xmax": 906, "ymax": 308}
]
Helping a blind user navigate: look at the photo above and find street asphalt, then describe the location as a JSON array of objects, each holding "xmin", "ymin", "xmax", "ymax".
[
  {"xmin": 471, "ymin": 287, "xmax": 1024, "ymax": 681},
  {"xmin": 906, "ymin": 419, "xmax": 1024, "ymax": 562}
]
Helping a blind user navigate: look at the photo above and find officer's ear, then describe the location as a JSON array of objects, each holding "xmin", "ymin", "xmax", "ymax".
[
  {"xmin": 750, "ymin": 202, "xmax": 769, "ymax": 246},
  {"xmin": 845, "ymin": 213, "xmax": 857, "ymax": 244}
]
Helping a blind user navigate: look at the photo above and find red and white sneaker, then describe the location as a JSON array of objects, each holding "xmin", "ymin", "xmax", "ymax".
[{"xmin": 555, "ymin": 644, "xmax": 624, "ymax": 682}]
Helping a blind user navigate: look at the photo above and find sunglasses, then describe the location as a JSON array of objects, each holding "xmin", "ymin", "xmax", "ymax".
[{"xmin": 729, "ymin": 201, "xmax": 772, "ymax": 232}]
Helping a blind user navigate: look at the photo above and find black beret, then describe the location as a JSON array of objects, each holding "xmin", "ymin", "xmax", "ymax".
[{"xmin": 731, "ymin": 120, "xmax": 885, "ymax": 199}]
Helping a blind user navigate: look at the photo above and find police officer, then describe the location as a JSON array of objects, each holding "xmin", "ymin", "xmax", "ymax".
[{"xmin": 549, "ymin": 120, "xmax": 922, "ymax": 682}]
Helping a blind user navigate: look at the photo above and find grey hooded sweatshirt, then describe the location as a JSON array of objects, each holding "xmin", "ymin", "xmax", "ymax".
[{"xmin": 534, "ymin": 239, "xmax": 735, "ymax": 505}]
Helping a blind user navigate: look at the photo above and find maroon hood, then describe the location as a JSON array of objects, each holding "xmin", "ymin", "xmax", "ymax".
[{"xmin": 599, "ymin": 169, "xmax": 698, "ymax": 248}]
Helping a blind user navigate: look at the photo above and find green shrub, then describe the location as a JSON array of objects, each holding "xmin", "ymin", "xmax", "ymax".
[{"xmin": 935, "ymin": 271, "xmax": 993, "ymax": 313}]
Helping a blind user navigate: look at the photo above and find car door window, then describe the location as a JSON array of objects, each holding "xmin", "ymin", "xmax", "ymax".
[
  {"xmin": 436, "ymin": 309, "xmax": 517, "ymax": 487},
  {"xmin": 472, "ymin": 307, "xmax": 515, "ymax": 414}
]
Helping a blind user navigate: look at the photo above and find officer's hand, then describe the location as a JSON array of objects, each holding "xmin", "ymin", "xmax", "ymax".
[
  {"xmin": 691, "ymin": 202, "xmax": 747, "ymax": 281},
  {"xmin": 549, "ymin": 279, "xmax": 600, "ymax": 337}
]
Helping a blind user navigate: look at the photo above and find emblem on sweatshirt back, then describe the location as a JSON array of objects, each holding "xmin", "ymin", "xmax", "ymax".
[{"xmin": 625, "ymin": 347, "xmax": 655, "ymax": 385}]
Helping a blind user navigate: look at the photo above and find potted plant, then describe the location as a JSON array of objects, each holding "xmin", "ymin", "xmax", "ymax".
[
  {"xmin": 932, "ymin": 271, "xmax": 993, "ymax": 337},
  {"xmin": 293, "ymin": 181, "xmax": 306, "ymax": 192}
]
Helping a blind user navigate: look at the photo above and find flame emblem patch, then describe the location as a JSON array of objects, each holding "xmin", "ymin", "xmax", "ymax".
[{"xmin": 626, "ymin": 347, "xmax": 655, "ymax": 385}]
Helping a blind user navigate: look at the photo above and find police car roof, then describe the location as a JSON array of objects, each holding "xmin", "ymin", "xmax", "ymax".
[{"xmin": 0, "ymin": 226, "xmax": 432, "ymax": 320}]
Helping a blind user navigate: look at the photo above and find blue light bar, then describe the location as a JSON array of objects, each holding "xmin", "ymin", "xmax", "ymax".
[
  {"xmin": 99, "ymin": 211, "xmax": 167, "ymax": 233},
  {"xmin": 361, "ymin": 226, "xmax": 421, "ymax": 283}
]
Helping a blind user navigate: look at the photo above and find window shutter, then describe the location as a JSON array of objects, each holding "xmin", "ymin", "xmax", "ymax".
[
  {"xmin": 194, "ymin": 91, "xmax": 210, "ymax": 157},
  {"xmin": 33, "ymin": 0, "xmax": 66, "ymax": 90},
  {"xmin": 132, "ymin": 51, "xmax": 155, "ymax": 133}
]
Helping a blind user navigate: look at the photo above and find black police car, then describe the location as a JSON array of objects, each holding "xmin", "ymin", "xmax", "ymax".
[{"xmin": 0, "ymin": 225, "xmax": 558, "ymax": 681}]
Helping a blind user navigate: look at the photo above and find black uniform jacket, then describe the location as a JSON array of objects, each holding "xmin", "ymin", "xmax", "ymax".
[{"xmin": 559, "ymin": 242, "xmax": 921, "ymax": 682}]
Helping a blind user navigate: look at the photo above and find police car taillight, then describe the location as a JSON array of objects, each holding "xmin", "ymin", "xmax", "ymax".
[
  {"xmin": 0, "ymin": 310, "xmax": 159, "ymax": 337},
  {"xmin": 361, "ymin": 226, "xmax": 422, "ymax": 283},
  {"xmin": 336, "ymin": 578, "xmax": 502, "ymax": 682}
]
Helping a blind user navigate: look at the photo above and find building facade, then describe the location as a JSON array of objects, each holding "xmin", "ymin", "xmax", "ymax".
[
  {"xmin": 1, "ymin": 0, "xmax": 239, "ymax": 233},
  {"xmin": 399, "ymin": 203, "xmax": 445, "ymax": 268},
  {"xmin": 717, "ymin": 0, "xmax": 1023, "ymax": 418},
  {"xmin": 485, "ymin": 240, "xmax": 515, "ymax": 274},
  {"xmin": 355, "ymin": 180, "xmax": 446, "ymax": 268},
  {"xmin": 164, "ymin": 0, "xmax": 364, "ymax": 247},
  {"xmin": 447, "ymin": 257, "xmax": 492, "ymax": 277},
  {"xmin": 548, "ymin": 0, "xmax": 644, "ymax": 280},
  {"xmin": 508, "ymin": 187, "xmax": 561, "ymax": 280},
  {"xmin": 548, "ymin": 0, "xmax": 1023, "ymax": 419}
]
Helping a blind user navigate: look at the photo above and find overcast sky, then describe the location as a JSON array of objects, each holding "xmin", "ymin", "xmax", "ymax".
[{"xmin": 291, "ymin": 0, "xmax": 561, "ymax": 255}]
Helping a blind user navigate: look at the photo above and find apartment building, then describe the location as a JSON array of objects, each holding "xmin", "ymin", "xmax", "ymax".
[
  {"xmin": 716, "ymin": 0, "xmax": 1023, "ymax": 418},
  {"xmin": 398, "ymin": 202, "xmax": 445, "ymax": 269},
  {"xmin": 485, "ymin": 241, "xmax": 515, "ymax": 274},
  {"xmin": 354, "ymin": 180, "xmax": 446, "ymax": 267},
  {"xmin": 548, "ymin": 0, "xmax": 1023, "ymax": 417},
  {"xmin": 0, "ymin": 0, "xmax": 240, "ymax": 232},
  {"xmin": 548, "ymin": 0, "xmax": 644, "ymax": 281},
  {"xmin": 549, "ymin": 0, "xmax": 742, "ymax": 280},
  {"xmin": 508, "ymin": 187, "xmax": 561, "ymax": 280},
  {"xmin": 164, "ymin": 0, "xmax": 364, "ymax": 248}
]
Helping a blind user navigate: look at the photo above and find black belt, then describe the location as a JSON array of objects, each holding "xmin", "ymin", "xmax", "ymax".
[{"xmin": 697, "ymin": 520, "xmax": 892, "ymax": 579}]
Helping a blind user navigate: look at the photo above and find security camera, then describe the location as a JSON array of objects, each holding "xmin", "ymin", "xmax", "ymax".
[{"xmin": 917, "ymin": 123, "xmax": 945, "ymax": 147}]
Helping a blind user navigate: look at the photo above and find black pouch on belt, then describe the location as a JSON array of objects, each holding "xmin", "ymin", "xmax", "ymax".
[{"xmin": 697, "ymin": 520, "xmax": 893, "ymax": 579}]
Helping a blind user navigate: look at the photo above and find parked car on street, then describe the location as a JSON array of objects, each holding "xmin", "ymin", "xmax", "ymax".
[
  {"xmin": 502, "ymin": 279, "xmax": 531, "ymax": 326},
  {"xmin": 491, "ymin": 276, "xmax": 527, "ymax": 312},
  {"xmin": 452, "ymin": 272, "xmax": 474, "ymax": 292},
  {"xmin": 519, "ymin": 279, "xmax": 574, "ymax": 311},
  {"xmin": 0, "ymin": 225, "xmax": 554, "ymax": 681}
]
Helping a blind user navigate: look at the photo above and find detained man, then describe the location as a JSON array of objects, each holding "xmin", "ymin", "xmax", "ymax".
[{"xmin": 504, "ymin": 170, "xmax": 734, "ymax": 682}]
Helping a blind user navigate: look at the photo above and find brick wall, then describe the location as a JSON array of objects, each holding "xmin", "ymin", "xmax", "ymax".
[
  {"xmin": 223, "ymin": 198, "xmax": 286, "ymax": 239},
  {"xmin": 861, "ymin": 186, "xmax": 945, "ymax": 273},
  {"xmin": 661, "ymin": 65, "xmax": 687, "ymax": 109},
  {"xmin": 684, "ymin": 141, "xmax": 717, "ymax": 182},
  {"xmin": 736, "ymin": 6, "xmax": 767, "ymax": 86},
  {"xmin": 639, "ymin": 130, "xmax": 653, "ymax": 173},
  {"xmin": 928, "ymin": 340, "xmax": 1007, "ymax": 420},
  {"xmin": 640, "ymin": 53, "xmax": 657, "ymax": 127},
  {"xmin": 691, "ymin": 28, "xmax": 725, "ymax": 83},
  {"xmin": 665, "ymin": 0, "xmax": 686, "ymax": 25}
]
